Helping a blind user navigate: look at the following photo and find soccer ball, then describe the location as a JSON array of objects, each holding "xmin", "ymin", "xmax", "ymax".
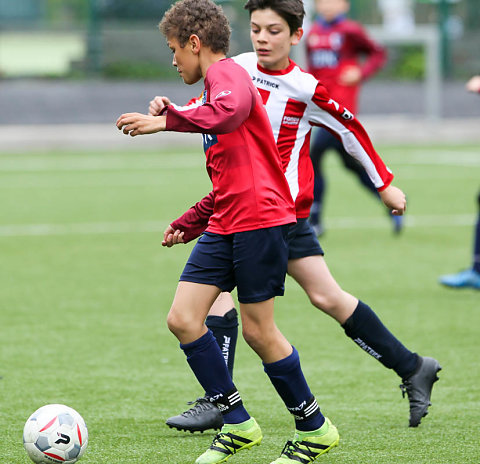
[{"xmin": 23, "ymin": 404, "xmax": 88, "ymax": 464}]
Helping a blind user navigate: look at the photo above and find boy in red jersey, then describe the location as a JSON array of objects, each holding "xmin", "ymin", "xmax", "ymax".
[
  {"xmin": 116, "ymin": 1, "xmax": 340, "ymax": 463},
  {"xmin": 305, "ymin": 0, "xmax": 402, "ymax": 236},
  {"xmin": 155, "ymin": 0, "xmax": 440, "ymax": 445}
]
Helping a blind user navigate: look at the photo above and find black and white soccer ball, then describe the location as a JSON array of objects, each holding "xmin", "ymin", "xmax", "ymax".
[{"xmin": 23, "ymin": 404, "xmax": 88, "ymax": 464}]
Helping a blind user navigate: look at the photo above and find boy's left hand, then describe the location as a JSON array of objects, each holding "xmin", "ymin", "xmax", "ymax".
[
  {"xmin": 379, "ymin": 185, "xmax": 406, "ymax": 215},
  {"xmin": 116, "ymin": 113, "xmax": 166, "ymax": 136}
]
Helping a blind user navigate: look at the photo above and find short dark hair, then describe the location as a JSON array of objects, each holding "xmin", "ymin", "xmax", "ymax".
[
  {"xmin": 244, "ymin": 0, "xmax": 305, "ymax": 34},
  {"xmin": 159, "ymin": 0, "xmax": 230, "ymax": 54}
]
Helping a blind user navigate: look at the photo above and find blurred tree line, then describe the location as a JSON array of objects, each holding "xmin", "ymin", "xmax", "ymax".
[{"xmin": 0, "ymin": 0, "xmax": 478, "ymax": 79}]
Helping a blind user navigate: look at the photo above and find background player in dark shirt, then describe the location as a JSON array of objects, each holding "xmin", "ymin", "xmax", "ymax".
[{"xmin": 306, "ymin": 0, "xmax": 403, "ymax": 235}]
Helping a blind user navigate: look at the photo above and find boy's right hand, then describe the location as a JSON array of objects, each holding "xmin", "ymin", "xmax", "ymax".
[
  {"xmin": 162, "ymin": 225, "xmax": 185, "ymax": 247},
  {"xmin": 466, "ymin": 76, "xmax": 480, "ymax": 94},
  {"xmin": 149, "ymin": 96, "xmax": 172, "ymax": 116}
]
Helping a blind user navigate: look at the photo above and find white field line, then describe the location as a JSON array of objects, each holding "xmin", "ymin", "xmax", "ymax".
[
  {"xmin": 0, "ymin": 155, "xmax": 203, "ymax": 172},
  {"xmin": 0, "ymin": 149, "xmax": 478, "ymax": 173},
  {"xmin": 0, "ymin": 214, "xmax": 474, "ymax": 238}
]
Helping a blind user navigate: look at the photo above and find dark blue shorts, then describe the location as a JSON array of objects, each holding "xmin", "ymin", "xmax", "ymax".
[
  {"xmin": 180, "ymin": 225, "xmax": 290, "ymax": 304},
  {"xmin": 287, "ymin": 218, "xmax": 324, "ymax": 260}
]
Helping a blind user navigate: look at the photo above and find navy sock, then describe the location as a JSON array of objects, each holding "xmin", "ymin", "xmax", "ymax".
[
  {"xmin": 263, "ymin": 347, "xmax": 325, "ymax": 431},
  {"xmin": 205, "ymin": 308, "xmax": 238, "ymax": 379},
  {"xmin": 342, "ymin": 301, "xmax": 418, "ymax": 379},
  {"xmin": 180, "ymin": 330, "xmax": 249, "ymax": 424}
]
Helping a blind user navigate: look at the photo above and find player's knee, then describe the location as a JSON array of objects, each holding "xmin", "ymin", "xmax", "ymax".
[
  {"xmin": 241, "ymin": 325, "xmax": 264, "ymax": 351},
  {"xmin": 166, "ymin": 310, "xmax": 182, "ymax": 336},
  {"xmin": 167, "ymin": 307, "xmax": 195, "ymax": 338},
  {"xmin": 309, "ymin": 292, "xmax": 334, "ymax": 311}
]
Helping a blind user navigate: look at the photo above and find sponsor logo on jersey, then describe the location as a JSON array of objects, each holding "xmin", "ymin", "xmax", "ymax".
[
  {"xmin": 327, "ymin": 98, "xmax": 340, "ymax": 111},
  {"xmin": 341, "ymin": 108, "xmax": 354, "ymax": 120},
  {"xmin": 311, "ymin": 49, "xmax": 339, "ymax": 68},
  {"xmin": 282, "ymin": 115, "xmax": 301, "ymax": 126},
  {"xmin": 215, "ymin": 90, "xmax": 231, "ymax": 99},
  {"xmin": 252, "ymin": 75, "xmax": 279, "ymax": 89},
  {"xmin": 202, "ymin": 133, "xmax": 218, "ymax": 152},
  {"xmin": 327, "ymin": 98, "xmax": 354, "ymax": 120}
]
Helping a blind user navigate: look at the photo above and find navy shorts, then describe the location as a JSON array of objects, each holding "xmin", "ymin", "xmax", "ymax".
[
  {"xmin": 287, "ymin": 218, "xmax": 324, "ymax": 260},
  {"xmin": 180, "ymin": 225, "xmax": 290, "ymax": 304}
]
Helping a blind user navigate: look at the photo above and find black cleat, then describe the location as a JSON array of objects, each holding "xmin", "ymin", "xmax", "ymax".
[
  {"xmin": 400, "ymin": 356, "xmax": 442, "ymax": 427},
  {"xmin": 166, "ymin": 397, "xmax": 224, "ymax": 433}
]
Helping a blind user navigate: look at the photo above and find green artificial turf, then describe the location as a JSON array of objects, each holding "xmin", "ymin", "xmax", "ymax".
[{"xmin": 1, "ymin": 144, "xmax": 479, "ymax": 463}]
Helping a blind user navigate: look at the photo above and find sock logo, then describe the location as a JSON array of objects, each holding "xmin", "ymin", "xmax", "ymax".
[
  {"xmin": 222, "ymin": 336, "xmax": 231, "ymax": 366},
  {"xmin": 287, "ymin": 397, "xmax": 320, "ymax": 421},
  {"xmin": 211, "ymin": 389, "xmax": 242, "ymax": 413},
  {"xmin": 353, "ymin": 337, "xmax": 382, "ymax": 360}
]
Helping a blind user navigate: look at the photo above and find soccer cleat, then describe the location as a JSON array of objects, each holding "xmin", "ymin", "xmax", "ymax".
[
  {"xmin": 390, "ymin": 212, "xmax": 404, "ymax": 234},
  {"xmin": 438, "ymin": 269, "xmax": 480, "ymax": 290},
  {"xmin": 270, "ymin": 417, "xmax": 339, "ymax": 463},
  {"xmin": 400, "ymin": 356, "xmax": 442, "ymax": 427},
  {"xmin": 195, "ymin": 417, "xmax": 262, "ymax": 464},
  {"xmin": 166, "ymin": 397, "xmax": 224, "ymax": 433}
]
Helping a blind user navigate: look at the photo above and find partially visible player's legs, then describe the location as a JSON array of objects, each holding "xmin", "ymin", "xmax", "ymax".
[
  {"xmin": 288, "ymin": 253, "xmax": 441, "ymax": 427},
  {"xmin": 167, "ymin": 282, "xmax": 261, "ymax": 464},
  {"xmin": 337, "ymin": 141, "xmax": 403, "ymax": 234},
  {"xmin": 167, "ymin": 282, "xmax": 248, "ymax": 422},
  {"xmin": 310, "ymin": 127, "xmax": 403, "ymax": 235},
  {"xmin": 166, "ymin": 292, "xmax": 238, "ymax": 433},
  {"xmin": 439, "ymin": 189, "xmax": 480, "ymax": 289},
  {"xmin": 240, "ymin": 299, "xmax": 339, "ymax": 463},
  {"xmin": 309, "ymin": 128, "xmax": 335, "ymax": 236},
  {"xmin": 206, "ymin": 292, "xmax": 239, "ymax": 378}
]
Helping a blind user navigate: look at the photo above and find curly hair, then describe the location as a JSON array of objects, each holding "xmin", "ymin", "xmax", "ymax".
[
  {"xmin": 244, "ymin": 0, "xmax": 305, "ymax": 34},
  {"xmin": 159, "ymin": 0, "xmax": 230, "ymax": 55}
]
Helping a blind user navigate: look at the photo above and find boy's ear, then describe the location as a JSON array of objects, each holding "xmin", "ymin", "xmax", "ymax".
[
  {"xmin": 291, "ymin": 28, "xmax": 303, "ymax": 46},
  {"xmin": 189, "ymin": 34, "xmax": 201, "ymax": 54}
]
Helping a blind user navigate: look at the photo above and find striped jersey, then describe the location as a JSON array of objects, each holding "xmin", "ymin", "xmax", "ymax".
[{"xmin": 233, "ymin": 52, "xmax": 393, "ymax": 219}]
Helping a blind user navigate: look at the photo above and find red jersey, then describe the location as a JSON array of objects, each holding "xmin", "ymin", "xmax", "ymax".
[
  {"xmin": 165, "ymin": 58, "xmax": 296, "ymax": 235},
  {"xmin": 306, "ymin": 15, "xmax": 386, "ymax": 113}
]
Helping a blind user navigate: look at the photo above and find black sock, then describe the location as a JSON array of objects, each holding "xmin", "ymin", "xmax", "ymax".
[
  {"xmin": 205, "ymin": 308, "xmax": 238, "ymax": 379},
  {"xmin": 342, "ymin": 301, "xmax": 418, "ymax": 379}
]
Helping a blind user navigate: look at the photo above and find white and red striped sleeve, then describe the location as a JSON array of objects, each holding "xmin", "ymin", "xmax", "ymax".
[{"xmin": 308, "ymin": 82, "xmax": 394, "ymax": 191}]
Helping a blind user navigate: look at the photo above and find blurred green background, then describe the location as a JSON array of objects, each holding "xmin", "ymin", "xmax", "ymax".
[{"xmin": 0, "ymin": 0, "xmax": 478, "ymax": 80}]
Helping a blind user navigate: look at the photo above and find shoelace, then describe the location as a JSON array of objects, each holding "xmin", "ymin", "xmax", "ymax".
[
  {"xmin": 209, "ymin": 432, "xmax": 238, "ymax": 455},
  {"xmin": 399, "ymin": 382, "xmax": 409, "ymax": 399},
  {"xmin": 281, "ymin": 439, "xmax": 317, "ymax": 462},
  {"xmin": 181, "ymin": 398, "xmax": 212, "ymax": 417}
]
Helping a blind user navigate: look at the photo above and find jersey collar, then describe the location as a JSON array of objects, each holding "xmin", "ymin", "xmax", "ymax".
[
  {"xmin": 256, "ymin": 58, "xmax": 296, "ymax": 76},
  {"xmin": 316, "ymin": 14, "xmax": 346, "ymax": 28}
]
